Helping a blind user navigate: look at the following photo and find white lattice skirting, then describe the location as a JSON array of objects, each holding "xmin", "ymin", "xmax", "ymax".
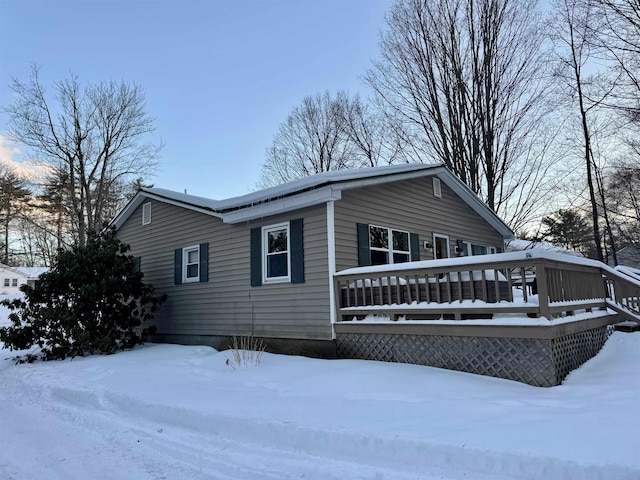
[{"xmin": 336, "ymin": 326, "xmax": 612, "ymax": 387}]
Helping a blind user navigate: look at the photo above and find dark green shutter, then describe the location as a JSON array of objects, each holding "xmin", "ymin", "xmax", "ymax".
[
  {"xmin": 357, "ymin": 223, "xmax": 371, "ymax": 267},
  {"xmin": 250, "ymin": 227, "xmax": 262, "ymax": 286},
  {"xmin": 174, "ymin": 248, "xmax": 182, "ymax": 285},
  {"xmin": 199, "ymin": 243, "xmax": 209, "ymax": 282},
  {"xmin": 410, "ymin": 233, "xmax": 420, "ymax": 261},
  {"xmin": 290, "ymin": 218, "xmax": 304, "ymax": 284}
]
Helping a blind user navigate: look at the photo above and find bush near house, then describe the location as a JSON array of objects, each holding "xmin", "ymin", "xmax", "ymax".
[{"xmin": 0, "ymin": 228, "xmax": 166, "ymax": 362}]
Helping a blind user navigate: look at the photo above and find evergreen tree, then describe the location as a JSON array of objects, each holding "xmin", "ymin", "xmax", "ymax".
[
  {"xmin": 0, "ymin": 228, "xmax": 166, "ymax": 362},
  {"xmin": 541, "ymin": 208, "xmax": 593, "ymax": 253},
  {"xmin": 0, "ymin": 163, "xmax": 32, "ymax": 265}
]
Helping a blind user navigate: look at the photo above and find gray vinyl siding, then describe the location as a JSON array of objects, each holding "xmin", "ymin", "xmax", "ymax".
[
  {"xmin": 334, "ymin": 176, "xmax": 504, "ymax": 272},
  {"xmin": 117, "ymin": 201, "xmax": 331, "ymax": 340}
]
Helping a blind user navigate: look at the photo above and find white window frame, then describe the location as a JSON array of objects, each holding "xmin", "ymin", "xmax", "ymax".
[
  {"xmin": 182, "ymin": 245, "xmax": 200, "ymax": 283},
  {"xmin": 142, "ymin": 202, "xmax": 152, "ymax": 225},
  {"xmin": 461, "ymin": 241, "xmax": 497, "ymax": 256},
  {"xmin": 3, "ymin": 279, "xmax": 9, "ymax": 287},
  {"xmin": 11, "ymin": 278, "xmax": 18, "ymax": 287},
  {"xmin": 263, "ymin": 222, "xmax": 290, "ymax": 284},
  {"xmin": 369, "ymin": 224, "xmax": 411, "ymax": 265},
  {"xmin": 433, "ymin": 233, "xmax": 450, "ymax": 259}
]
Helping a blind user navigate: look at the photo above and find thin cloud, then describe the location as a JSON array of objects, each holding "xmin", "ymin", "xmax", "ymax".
[{"xmin": 0, "ymin": 133, "xmax": 51, "ymax": 183}]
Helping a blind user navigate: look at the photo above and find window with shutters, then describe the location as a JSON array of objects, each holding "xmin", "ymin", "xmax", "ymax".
[
  {"xmin": 174, "ymin": 243, "xmax": 208, "ymax": 285},
  {"xmin": 182, "ymin": 245, "xmax": 200, "ymax": 283},
  {"xmin": 263, "ymin": 223, "xmax": 290, "ymax": 283},
  {"xmin": 251, "ymin": 219, "xmax": 303, "ymax": 287},
  {"xmin": 142, "ymin": 202, "xmax": 152, "ymax": 225},
  {"xmin": 370, "ymin": 225, "xmax": 411, "ymax": 266}
]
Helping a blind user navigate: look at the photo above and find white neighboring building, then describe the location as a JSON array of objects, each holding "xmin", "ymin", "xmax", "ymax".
[{"xmin": 0, "ymin": 264, "xmax": 48, "ymax": 294}]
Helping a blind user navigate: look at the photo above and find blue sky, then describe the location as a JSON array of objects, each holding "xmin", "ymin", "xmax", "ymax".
[{"xmin": 0, "ymin": 0, "xmax": 393, "ymax": 199}]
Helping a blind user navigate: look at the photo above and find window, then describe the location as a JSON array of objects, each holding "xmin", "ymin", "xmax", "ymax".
[
  {"xmin": 142, "ymin": 202, "xmax": 151, "ymax": 225},
  {"xmin": 357, "ymin": 223, "xmax": 419, "ymax": 267},
  {"xmin": 472, "ymin": 244, "xmax": 488, "ymax": 256},
  {"xmin": 460, "ymin": 241, "xmax": 496, "ymax": 256},
  {"xmin": 3, "ymin": 279, "xmax": 8, "ymax": 287},
  {"xmin": 11, "ymin": 279, "xmax": 18, "ymax": 287},
  {"xmin": 250, "ymin": 219, "xmax": 304, "ymax": 287},
  {"xmin": 263, "ymin": 223, "xmax": 290, "ymax": 282},
  {"xmin": 183, "ymin": 245, "xmax": 200, "ymax": 283},
  {"xmin": 174, "ymin": 243, "xmax": 208, "ymax": 285},
  {"xmin": 370, "ymin": 225, "xmax": 410, "ymax": 266}
]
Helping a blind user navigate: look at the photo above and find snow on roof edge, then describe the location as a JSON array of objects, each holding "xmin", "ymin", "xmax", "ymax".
[{"xmin": 144, "ymin": 163, "xmax": 442, "ymax": 213}]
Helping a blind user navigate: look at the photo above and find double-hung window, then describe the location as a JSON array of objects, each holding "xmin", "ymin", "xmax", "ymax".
[
  {"xmin": 263, "ymin": 223, "xmax": 290, "ymax": 282},
  {"xmin": 183, "ymin": 245, "xmax": 200, "ymax": 283},
  {"xmin": 11, "ymin": 279, "xmax": 18, "ymax": 287},
  {"xmin": 174, "ymin": 243, "xmax": 209, "ymax": 285},
  {"xmin": 3, "ymin": 279, "xmax": 8, "ymax": 287},
  {"xmin": 250, "ymin": 219, "xmax": 304, "ymax": 287},
  {"xmin": 369, "ymin": 225, "xmax": 411, "ymax": 266}
]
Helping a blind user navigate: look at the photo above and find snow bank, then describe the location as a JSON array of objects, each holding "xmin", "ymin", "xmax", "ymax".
[{"xmin": 1, "ymin": 331, "xmax": 638, "ymax": 479}]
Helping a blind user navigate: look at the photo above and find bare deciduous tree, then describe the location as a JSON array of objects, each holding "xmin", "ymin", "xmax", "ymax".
[
  {"xmin": 606, "ymin": 161, "xmax": 640, "ymax": 249},
  {"xmin": 343, "ymin": 95, "xmax": 408, "ymax": 168},
  {"xmin": 3, "ymin": 65, "xmax": 161, "ymax": 247},
  {"xmin": 551, "ymin": 0, "xmax": 607, "ymax": 261},
  {"xmin": 259, "ymin": 91, "xmax": 355, "ymax": 188},
  {"xmin": 258, "ymin": 91, "xmax": 407, "ymax": 188},
  {"xmin": 589, "ymin": 0, "xmax": 640, "ymax": 121},
  {"xmin": 366, "ymin": 0, "xmax": 555, "ymax": 229}
]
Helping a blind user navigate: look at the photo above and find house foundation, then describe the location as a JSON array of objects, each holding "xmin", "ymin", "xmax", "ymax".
[{"xmin": 150, "ymin": 333, "xmax": 337, "ymax": 359}]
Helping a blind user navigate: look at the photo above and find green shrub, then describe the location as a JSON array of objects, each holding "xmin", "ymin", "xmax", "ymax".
[{"xmin": 0, "ymin": 228, "xmax": 166, "ymax": 362}]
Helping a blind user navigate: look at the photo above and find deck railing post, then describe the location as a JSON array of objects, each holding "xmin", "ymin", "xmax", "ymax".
[
  {"xmin": 333, "ymin": 277, "xmax": 343, "ymax": 322},
  {"xmin": 535, "ymin": 261, "xmax": 551, "ymax": 320}
]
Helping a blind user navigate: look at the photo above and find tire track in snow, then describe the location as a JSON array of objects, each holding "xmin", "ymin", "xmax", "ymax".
[{"xmin": 46, "ymin": 384, "xmax": 637, "ymax": 480}]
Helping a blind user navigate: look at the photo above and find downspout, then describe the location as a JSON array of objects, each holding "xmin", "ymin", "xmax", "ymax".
[{"xmin": 327, "ymin": 200, "xmax": 337, "ymax": 338}]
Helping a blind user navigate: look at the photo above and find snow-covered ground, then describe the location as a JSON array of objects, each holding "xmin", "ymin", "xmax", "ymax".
[{"xmin": 0, "ymin": 300, "xmax": 639, "ymax": 480}]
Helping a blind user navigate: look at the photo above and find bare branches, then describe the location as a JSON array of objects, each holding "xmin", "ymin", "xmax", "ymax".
[
  {"xmin": 258, "ymin": 91, "xmax": 404, "ymax": 188},
  {"xmin": 366, "ymin": 0, "xmax": 552, "ymax": 220},
  {"xmin": 3, "ymin": 65, "xmax": 161, "ymax": 246}
]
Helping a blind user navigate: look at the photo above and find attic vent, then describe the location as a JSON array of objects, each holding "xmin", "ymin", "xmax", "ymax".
[
  {"xmin": 142, "ymin": 202, "xmax": 152, "ymax": 225},
  {"xmin": 433, "ymin": 177, "xmax": 442, "ymax": 198}
]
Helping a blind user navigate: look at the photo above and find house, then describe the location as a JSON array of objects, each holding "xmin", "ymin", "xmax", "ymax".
[
  {"xmin": 615, "ymin": 245, "xmax": 640, "ymax": 269},
  {"xmin": 0, "ymin": 264, "xmax": 48, "ymax": 295},
  {"xmin": 112, "ymin": 163, "xmax": 513, "ymax": 357}
]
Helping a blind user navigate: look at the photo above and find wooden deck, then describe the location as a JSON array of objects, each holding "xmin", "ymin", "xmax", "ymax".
[
  {"xmin": 333, "ymin": 252, "xmax": 640, "ymax": 386},
  {"xmin": 333, "ymin": 252, "xmax": 640, "ymax": 322}
]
